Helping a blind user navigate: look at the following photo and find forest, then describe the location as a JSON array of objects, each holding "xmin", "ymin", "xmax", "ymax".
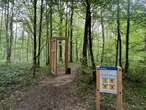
[{"xmin": 0, "ymin": 0, "xmax": 146, "ymax": 110}]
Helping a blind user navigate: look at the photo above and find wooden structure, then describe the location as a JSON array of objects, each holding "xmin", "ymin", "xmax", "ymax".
[
  {"xmin": 50, "ymin": 37, "xmax": 69, "ymax": 75},
  {"xmin": 96, "ymin": 66, "xmax": 123, "ymax": 110}
]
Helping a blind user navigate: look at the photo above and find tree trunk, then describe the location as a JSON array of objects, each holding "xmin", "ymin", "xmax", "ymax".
[
  {"xmin": 117, "ymin": 0, "xmax": 122, "ymax": 67},
  {"xmin": 45, "ymin": 2, "xmax": 49, "ymax": 65},
  {"xmin": 100, "ymin": 10, "xmax": 105, "ymax": 65},
  {"xmin": 125, "ymin": 0, "xmax": 130, "ymax": 73},
  {"xmin": 50, "ymin": 0, "xmax": 53, "ymax": 38},
  {"xmin": 69, "ymin": 0, "xmax": 74, "ymax": 63},
  {"xmin": 65, "ymin": 1, "xmax": 68, "ymax": 39},
  {"xmin": 21, "ymin": 30, "xmax": 24, "ymax": 62},
  {"xmin": 5, "ymin": 0, "xmax": 10, "ymax": 63},
  {"xmin": 82, "ymin": 0, "xmax": 89, "ymax": 65},
  {"xmin": 33, "ymin": 0, "xmax": 37, "ymax": 77},
  {"xmin": 115, "ymin": 37, "xmax": 119, "ymax": 66},
  {"xmin": 14, "ymin": 23, "xmax": 17, "ymax": 60},
  {"xmin": 144, "ymin": 36, "xmax": 146, "ymax": 64},
  {"xmin": 59, "ymin": 1, "xmax": 63, "ymax": 62},
  {"xmin": 26, "ymin": 36, "xmax": 29, "ymax": 62},
  {"xmin": 75, "ymin": 38, "xmax": 78, "ymax": 62},
  {"xmin": 88, "ymin": 3, "xmax": 96, "ymax": 81},
  {"xmin": 0, "ymin": 9, "xmax": 3, "ymax": 48},
  {"xmin": 37, "ymin": 0, "xmax": 44, "ymax": 66},
  {"xmin": 9, "ymin": 0, "xmax": 14, "ymax": 62}
]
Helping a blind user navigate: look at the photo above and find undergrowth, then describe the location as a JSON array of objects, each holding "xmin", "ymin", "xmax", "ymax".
[
  {"xmin": 74, "ymin": 66, "xmax": 146, "ymax": 110},
  {"xmin": 0, "ymin": 63, "xmax": 50, "ymax": 101}
]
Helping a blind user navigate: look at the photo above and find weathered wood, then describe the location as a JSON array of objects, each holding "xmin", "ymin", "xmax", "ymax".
[
  {"xmin": 96, "ymin": 66, "xmax": 100, "ymax": 110},
  {"xmin": 116, "ymin": 67, "xmax": 123, "ymax": 110},
  {"xmin": 65, "ymin": 38, "xmax": 69, "ymax": 74},
  {"xmin": 50, "ymin": 38, "xmax": 57, "ymax": 75},
  {"xmin": 50, "ymin": 37, "xmax": 69, "ymax": 75}
]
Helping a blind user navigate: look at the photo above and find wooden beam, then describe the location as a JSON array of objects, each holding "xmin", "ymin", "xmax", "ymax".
[
  {"xmin": 116, "ymin": 67, "xmax": 123, "ymax": 110},
  {"xmin": 96, "ymin": 66, "xmax": 100, "ymax": 110},
  {"xmin": 65, "ymin": 38, "xmax": 69, "ymax": 74}
]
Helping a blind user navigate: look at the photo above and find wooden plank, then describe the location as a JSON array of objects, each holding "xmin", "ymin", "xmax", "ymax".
[
  {"xmin": 65, "ymin": 38, "xmax": 68, "ymax": 74},
  {"xmin": 116, "ymin": 67, "xmax": 123, "ymax": 110},
  {"xmin": 55, "ymin": 39, "xmax": 57, "ymax": 75},
  {"xmin": 50, "ymin": 38, "xmax": 57, "ymax": 75},
  {"xmin": 50, "ymin": 39, "xmax": 53, "ymax": 73},
  {"xmin": 96, "ymin": 66, "xmax": 100, "ymax": 110}
]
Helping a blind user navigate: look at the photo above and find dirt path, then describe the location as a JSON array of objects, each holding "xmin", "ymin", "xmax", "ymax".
[{"xmin": 13, "ymin": 64, "xmax": 86, "ymax": 110}]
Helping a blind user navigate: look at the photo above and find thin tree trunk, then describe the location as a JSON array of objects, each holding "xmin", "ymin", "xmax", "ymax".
[
  {"xmin": 37, "ymin": 0, "xmax": 44, "ymax": 66},
  {"xmin": 75, "ymin": 38, "xmax": 78, "ymax": 62},
  {"xmin": 26, "ymin": 36, "xmax": 29, "ymax": 62},
  {"xmin": 9, "ymin": 0, "xmax": 14, "ymax": 62},
  {"xmin": 117, "ymin": 0, "xmax": 122, "ymax": 67},
  {"xmin": 100, "ymin": 10, "xmax": 105, "ymax": 65},
  {"xmin": 144, "ymin": 36, "xmax": 146, "ymax": 64},
  {"xmin": 14, "ymin": 23, "xmax": 17, "ymax": 60},
  {"xmin": 33, "ymin": 0, "xmax": 37, "ymax": 77},
  {"xmin": 88, "ymin": 1, "xmax": 96, "ymax": 81},
  {"xmin": 125, "ymin": 0, "xmax": 130, "ymax": 73},
  {"xmin": 45, "ymin": 2, "xmax": 49, "ymax": 65},
  {"xmin": 50, "ymin": 0, "xmax": 53, "ymax": 38},
  {"xmin": 82, "ymin": 0, "xmax": 89, "ymax": 65},
  {"xmin": 115, "ymin": 36, "xmax": 119, "ymax": 66},
  {"xmin": 21, "ymin": 30, "xmax": 24, "ymax": 62},
  {"xmin": 59, "ymin": 1, "xmax": 63, "ymax": 62},
  {"xmin": 0, "ymin": 9, "xmax": 3, "ymax": 47},
  {"xmin": 70, "ymin": 0, "xmax": 74, "ymax": 63},
  {"xmin": 5, "ymin": 0, "xmax": 10, "ymax": 63},
  {"xmin": 65, "ymin": 1, "xmax": 68, "ymax": 39}
]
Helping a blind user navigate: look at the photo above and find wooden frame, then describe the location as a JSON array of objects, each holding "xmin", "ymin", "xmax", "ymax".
[
  {"xmin": 50, "ymin": 37, "xmax": 69, "ymax": 75},
  {"xmin": 96, "ymin": 66, "xmax": 123, "ymax": 110}
]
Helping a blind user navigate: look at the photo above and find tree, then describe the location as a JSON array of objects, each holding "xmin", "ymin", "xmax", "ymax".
[
  {"xmin": 49, "ymin": 0, "xmax": 53, "ymax": 38},
  {"xmin": 82, "ymin": 0, "xmax": 89, "ymax": 65},
  {"xmin": 69, "ymin": 0, "xmax": 74, "ymax": 63},
  {"xmin": 100, "ymin": 9, "xmax": 105, "ymax": 64},
  {"xmin": 37, "ymin": 0, "xmax": 44, "ymax": 66},
  {"xmin": 125, "ymin": 0, "xmax": 130, "ymax": 73},
  {"xmin": 82, "ymin": 0, "xmax": 96, "ymax": 80},
  {"xmin": 33, "ymin": 0, "xmax": 37, "ymax": 77},
  {"xmin": 88, "ymin": 1, "xmax": 96, "ymax": 81},
  {"xmin": 116, "ymin": 0, "xmax": 122, "ymax": 67},
  {"xmin": 5, "ymin": 0, "xmax": 10, "ymax": 63},
  {"xmin": 21, "ymin": 29, "xmax": 24, "ymax": 62},
  {"xmin": 58, "ymin": 0, "xmax": 64, "ymax": 62},
  {"xmin": 45, "ymin": 1, "xmax": 49, "ymax": 65}
]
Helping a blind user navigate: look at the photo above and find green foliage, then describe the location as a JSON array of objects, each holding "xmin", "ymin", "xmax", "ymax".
[
  {"xmin": 74, "ymin": 67, "xmax": 146, "ymax": 110},
  {"xmin": 128, "ymin": 64, "xmax": 146, "ymax": 82},
  {"xmin": 74, "ymin": 66, "xmax": 95, "ymax": 97},
  {"xmin": 0, "ymin": 63, "xmax": 50, "ymax": 100}
]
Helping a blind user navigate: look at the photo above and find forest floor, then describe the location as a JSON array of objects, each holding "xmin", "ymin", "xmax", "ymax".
[
  {"xmin": 0, "ymin": 63, "xmax": 146, "ymax": 110},
  {"xmin": 0, "ymin": 64, "xmax": 86, "ymax": 110}
]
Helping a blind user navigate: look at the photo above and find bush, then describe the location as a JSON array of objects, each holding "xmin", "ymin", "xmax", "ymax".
[{"xmin": 128, "ymin": 64, "xmax": 146, "ymax": 83}]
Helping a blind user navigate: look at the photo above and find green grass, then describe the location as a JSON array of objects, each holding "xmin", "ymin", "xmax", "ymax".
[
  {"xmin": 74, "ymin": 68, "xmax": 146, "ymax": 110},
  {"xmin": 0, "ymin": 63, "xmax": 50, "ymax": 101}
]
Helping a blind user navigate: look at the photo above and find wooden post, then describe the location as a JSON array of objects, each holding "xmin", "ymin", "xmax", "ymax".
[
  {"xmin": 55, "ymin": 39, "xmax": 57, "ymax": 74},
  {"xmin": 65, "ymin": 38, "xmax": 68, "ymax": 74},
  {"xmin": 116, "ymin": 67, "xmax": 123, "ymax": 110},
  {"xmin": 50, "ymin": 38, "xmax": 57, "ymax": 75},
  {"xmin": 96, "ymin": 66, "xmax": 100, "ymax": 110}
]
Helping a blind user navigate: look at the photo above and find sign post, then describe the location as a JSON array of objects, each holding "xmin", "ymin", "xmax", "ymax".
[{"xmin": 96, "ymin": 66, "xmax": 123, "ymax": 110}]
